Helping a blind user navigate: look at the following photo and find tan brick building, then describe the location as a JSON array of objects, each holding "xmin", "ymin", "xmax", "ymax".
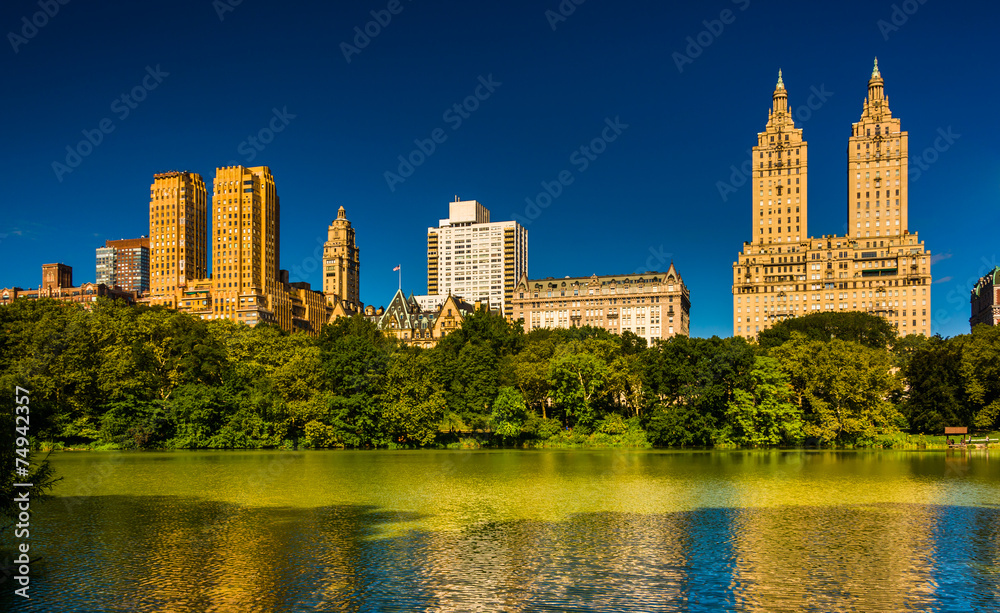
[
  {"xmin": 323, "ymin": 206, "xmax": 360, "ymax": 307},
  {"xmin": 512, "ymin": 264, "xmax": 690, "ymax": 344},
  {"xmin": 144, "ymin": 166, "xmax": 330, "ymax": 335},
  {"xmin": 970, "ymin": 267, "xmax": 1000, "ymax": 329},
  {"xmin": 733, "ymin": 62, "xmax": 932, "ymax": 339},
  {"xmin": 146, "ymin": 171, "xmax": 208, "ymax": 306}
]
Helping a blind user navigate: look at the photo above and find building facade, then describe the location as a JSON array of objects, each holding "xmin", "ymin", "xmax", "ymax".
[
  {"xmin": 327, "ymin": 290, "xmax": 476, "ymax": 349},
  {"xmin": 971, "ymin": 267, "xmax": 1000, "ymax": 329},
  {"xmin": 146, "ymin": 171, "xmax": 208, "ymax": 307},
  {"xmin": 96, "ymin": 237, "xmax": 150, "ymax": 296},
  {"xmin": 144, "ymin": 166, "xmax": 329, "ymax": 335},
  {"xmin": 512, "ymin": 264, "xmax": 690, "ymax": 344},
  {"xmin": 1, "ymin": 264, "xmax": 134, "ymax": 306},
  {"xmin": 732, "ymin": 62, "xmax": 932, "ymax": 339},
  {"xmin": 427, "ymin": 199, "xmax": 527, "ymax": 317},
  {"xmin": 323, "ymin": 206, "xmax": 360, "ymax": 307}
]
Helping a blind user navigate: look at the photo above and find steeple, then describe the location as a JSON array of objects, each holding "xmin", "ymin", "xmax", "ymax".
[
  {"xmin": 772, "ymin": 69, "xmax": 788, "ymax": 115},
  {"xmin": 337, "ymin": 205, "xmax": 346, "ymax": 220},
  {"xmin": 867, "ymin": 57, "xmax": 885, "ymax": 105}
]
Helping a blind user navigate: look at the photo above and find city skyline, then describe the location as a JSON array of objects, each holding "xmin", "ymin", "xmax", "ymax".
[{"xmin": 2, "ymin": 0, "xmax": 998, "ymax": 338}]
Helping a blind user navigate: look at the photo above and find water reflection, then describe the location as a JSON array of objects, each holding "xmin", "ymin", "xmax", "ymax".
[
  {"xmin": 5, "ymin": 499, "xmax": 998, "ymax": 612},
  {"xmin": 4, "ymin": 450, "xmax": 999, "ymax": 612}
]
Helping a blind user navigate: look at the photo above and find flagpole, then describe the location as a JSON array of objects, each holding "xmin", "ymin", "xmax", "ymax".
[{"xmin": 398, "ymin": 265, "xmax": 401, "ymax": 291}]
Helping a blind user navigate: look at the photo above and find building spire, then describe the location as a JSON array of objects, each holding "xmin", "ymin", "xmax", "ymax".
[
  {"xmin": 772, "ymin": 69, "xmax": 788, "ymax": 115},
  {"xmin": 867, "ymin": 58, "xmax": 885, "ymax": 107}
]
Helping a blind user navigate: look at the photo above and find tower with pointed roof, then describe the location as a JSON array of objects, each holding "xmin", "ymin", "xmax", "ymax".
[
  {"xmin": 848, "ymin": 57, "xmax": 910, "ymax": 237},
  {"xmin": 753, "ymin": 69, "xmax": 809, "ymax": 246},
  {"xmin": 323, "ymin": 205, "xmax": 361, "ymax": 307}
]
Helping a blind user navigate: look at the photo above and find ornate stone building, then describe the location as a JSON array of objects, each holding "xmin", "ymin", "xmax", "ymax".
[
  {"xmin": 511, "ymin": 264, "xmax": 690, "ymax": 344},
  {"xmin": 733, "ymin": 62, "xmax": 933, "ymax": 339},
  {"xmin": 323, "ymin": 206, "xmax": 360, "ymax": 307},
  {"xmin": 970, "ymin": 267, "xmax": 1000, "ymax": 329}
]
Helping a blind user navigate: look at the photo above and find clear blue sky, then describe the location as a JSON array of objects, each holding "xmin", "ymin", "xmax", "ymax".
[{"xmin": 2, "ymin": 0, "xmax": 997, "ymax": 338}]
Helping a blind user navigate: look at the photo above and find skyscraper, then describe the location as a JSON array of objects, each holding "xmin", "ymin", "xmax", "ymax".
[
  {"xmin": 147, "ymin": 171, "xmax": 208, "ymax": 307},
  {"xmin": 426, "ymin": 198, "xmax": 527, "ymax": 316},
  {"xmin": 209, "ymin": 165, "xmax": 286, "ymax": 327},
  {"xmin": 323, "ymin": 206, "xmax": 360, "ymax": 307},
  {"xmin": 96, "ymin": 237, "xmax": 150, "ymax": 296},
  {"xmin": 144, "ymin": 165, "xmax": 328, "ymax": 334},
  {"xmin": 732, "ymin": 62, "xmax": 932, "ymax": 338}
]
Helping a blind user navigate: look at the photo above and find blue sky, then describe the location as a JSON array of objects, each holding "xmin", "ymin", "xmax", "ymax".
[{"xmin": 1, "ymin": 0, "xmax": 997, "ymax": 338}]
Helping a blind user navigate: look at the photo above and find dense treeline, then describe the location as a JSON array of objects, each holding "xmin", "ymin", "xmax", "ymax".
[{"xmin": 2, "ymin": 298, "xmax": 999, "ymax": 451}]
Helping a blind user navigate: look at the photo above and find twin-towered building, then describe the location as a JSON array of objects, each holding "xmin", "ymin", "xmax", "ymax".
[{"xmin": 733, "ymin": 61, "xmax": 933, "ymax": 338}]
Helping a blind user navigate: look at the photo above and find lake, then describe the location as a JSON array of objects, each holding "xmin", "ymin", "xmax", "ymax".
[{"xmin": 6, "ymin": 449, "xmax": 999, "ymax": 612}]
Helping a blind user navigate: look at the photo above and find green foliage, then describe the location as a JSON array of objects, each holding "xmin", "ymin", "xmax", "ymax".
[
  {"xmin": 491, "ymin": 386, "xmax": 527, "ymax": 442},
  {"xmin": 381, "ymin": 351, "xmax": 445, "ymax": 446},
  {"xmin": 548, "ymin": 339, "xmax": 614, "ymax": 428},
  {"xmin": 757, "ymin": 311, "xmax": 898, "ymax": 351},
  {"xmin": 722, "ymin": 356, "xmax": 802, "ymax": 446},
  {"xmin": 6, "ymin": 296, "xmax": 985, "ymax": 452},
  {"xmin": 900, "ymin": 335, "xmax": 971, "ymax": 433},
  {"xmin": 773, "ymin": 333, "xmax": 902, "ymax": 444},
  {"xmin": 963, "ymin": 324, "xmax": 1000, "ymax": 430}
]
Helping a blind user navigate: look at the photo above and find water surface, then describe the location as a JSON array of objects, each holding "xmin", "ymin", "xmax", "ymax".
[{"xmin": 6, "ymin": 450, "xmax": 999, "ymax": 612}]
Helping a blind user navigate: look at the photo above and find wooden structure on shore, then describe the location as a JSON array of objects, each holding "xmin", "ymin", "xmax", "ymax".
[{"xmin": 946, "ymin": 426, "xmax": 993, "ymax": 449}]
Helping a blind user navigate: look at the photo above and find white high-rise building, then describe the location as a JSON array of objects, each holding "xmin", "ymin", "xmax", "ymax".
[{"xmin": 426, "ymin": 198, "xmax": 527, "ymax": 317}]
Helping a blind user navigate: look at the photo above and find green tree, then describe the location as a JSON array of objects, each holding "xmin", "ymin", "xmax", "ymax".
[
  {"xmin": 507, "ymin": 334, "xmax": 556, "ymax": 418},
  {"xmin": 491, "ymin": 386, "xmax": 527, "ymax": 442},
  {"xmin": 758, "ymin": 311, "xmax": 898, "ymax": 351},
  {"xmin": 381, "ymin": 351, "xmax": 446, "ymax": 446},
  {"xmin": 773, "ymin": 333, "xmax": 902, "ymax": 444},
  {"xmin": 901, "ymin": 335, "xmax": 971, "ymax": 433},
  {"xmin": 962, "ymin": 324, "xmax": 1000, "ymax": 430},
  {"xmin": 723, "ymin": 356, "xmax": 802, "ymax": 446},
  {"xmin": 548, "ymin": 339, "xmax": 613, "ymax": 428},
  {"xmin": 317, "ymin": 316, "xmax": 392, "ymax": 447}
]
